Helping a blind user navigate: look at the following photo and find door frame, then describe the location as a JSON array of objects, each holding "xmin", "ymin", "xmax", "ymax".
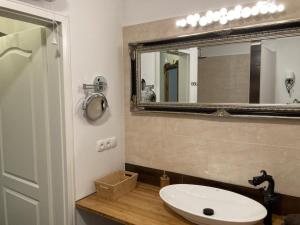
[{"xmin": 0, "ymin": 1, "xmax": 75, "ymax": 225}]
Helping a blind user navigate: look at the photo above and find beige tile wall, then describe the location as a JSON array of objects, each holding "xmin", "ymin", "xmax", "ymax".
[
  {"xmin": 198, "ymin": 54, "xmax": 250, "ymax": 103},
  {"xmin": 123, "ymin": 0, "xmax": 300, "ymax": 197}
]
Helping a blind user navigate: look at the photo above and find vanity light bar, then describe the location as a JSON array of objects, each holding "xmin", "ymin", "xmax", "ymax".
[{"xmin": 176, "ymin": 1, "xmax": 285, "ymax": 28}]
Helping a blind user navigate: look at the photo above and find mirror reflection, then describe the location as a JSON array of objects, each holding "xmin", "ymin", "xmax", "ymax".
[{"xmin": 140, "ymin": 36, "xmax": 300, "ymax": 105}]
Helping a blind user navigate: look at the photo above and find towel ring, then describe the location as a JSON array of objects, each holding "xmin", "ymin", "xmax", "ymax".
[{"xmin": 82, "ymin": 92, "xmax": 108, "ymax": 121}]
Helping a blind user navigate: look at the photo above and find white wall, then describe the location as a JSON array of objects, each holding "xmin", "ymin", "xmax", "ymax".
[
  {"xmin": 141, "ymin": 52, "xmax": 160, "ymax": 101},
  {"xmin": 274, "ymin": 37, "xmax": 300, "ymax": 104},
  {"xmin": 13, "ymin": 0, "xmax": 125, "ymax": 209},
  {"xmin": 123, "ymin": 0, "xmax": 255, "ymax": 26},
  {"xmin": 188, "ymin": 48, "xmax": 198, "ymax": 103},
  {"xmin": 260, "ymin": 46, "xmax": 276, "ymax": 104},
  {"xmin": 180, "ymin": 48, "xmax": 198, "ymax": 103},
  {"xmin": 141, "ymin": 53, "xmax": 156, "ymax": 86},
  {"xmin": 263, "ymin": 37, "xmax": 300, "ymax": 104}
]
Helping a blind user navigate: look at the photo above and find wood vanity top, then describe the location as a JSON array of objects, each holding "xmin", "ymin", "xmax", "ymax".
[{"xmin": 76, "ymin": 183, "xmax": 283, "ymax": 225}]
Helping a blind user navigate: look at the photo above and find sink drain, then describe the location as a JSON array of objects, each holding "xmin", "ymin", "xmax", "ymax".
[{"xmin": 203, "ymin": 208, "xmax": 214, "ymax": 216}]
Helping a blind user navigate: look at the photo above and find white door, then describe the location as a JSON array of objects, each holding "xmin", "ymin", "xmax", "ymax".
[{"xmin": 0, "ymin": 27, "xmax": 63, "ymax": 225}]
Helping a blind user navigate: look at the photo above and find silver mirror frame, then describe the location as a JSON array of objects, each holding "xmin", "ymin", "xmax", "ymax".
[{"xmin": 129, "ymin": 19, "xmax": 300, "ymax": 119}]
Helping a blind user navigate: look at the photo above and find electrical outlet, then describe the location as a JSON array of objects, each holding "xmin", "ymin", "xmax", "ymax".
[
  {"xmin": 108, "ymin": 137, "xmax": 117, "ymax": 148},
  {"xmin": 97, "ymin": 137, "xmax": 117, "ymax": 152}
]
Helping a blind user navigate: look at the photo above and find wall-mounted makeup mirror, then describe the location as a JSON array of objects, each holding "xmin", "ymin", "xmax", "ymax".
[
  {"xmin": 129, "ymin": 20, "xmax": 300, "ymax": 119},
  {"xmin": 82, "ymin": 76, "xmax": 109, "ymax": 121}
]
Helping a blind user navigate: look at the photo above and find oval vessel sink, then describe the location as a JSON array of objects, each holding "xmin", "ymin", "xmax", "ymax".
[{"xmin": 160, "ymin": 184, "xmax": 267, "ymax": 225}]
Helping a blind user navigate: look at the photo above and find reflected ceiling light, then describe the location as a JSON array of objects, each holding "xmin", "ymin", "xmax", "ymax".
[{"xmin": 175, "ymin": 1, "xmax": 285, "ymax": 28}]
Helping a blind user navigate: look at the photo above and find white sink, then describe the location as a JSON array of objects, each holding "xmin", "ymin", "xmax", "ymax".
[{"xmin": 160, "ymin": 184, "xmax": 267, "ymax": 225}]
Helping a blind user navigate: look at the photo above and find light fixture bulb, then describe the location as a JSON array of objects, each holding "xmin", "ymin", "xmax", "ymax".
[
  {"xmin": 178, "ymin": 19, "xmax": 187, "ymax": 27},
  {"xmin": 234, "ymin": 5, "xmax": 242, "ymax": 19},
  {"xmin": 268, "ymin": 3, "xmax": 277, "ymax": 14},
  {"xmin": 251, "ymin": 6, "xmax": 260, "ymax": 16},
  {"xmin": 199, "ymin": 16, "xmax": 208, "ymax": 27},
  {"xmin": 277, "ymin": 4, "xmax": 285, "ymax": 12},
  {"xmin": 220, "ymin": 8, "xmax": 228, "ymax": 15},
  {"xmin": 206, "ymin": 16, "xmax": 213, "ymax": 24},
  {"xmin": 191, "ymin": 21, "xmax": 198, "ymax": 27},
  {"xmin": 227, "ymin": 10, "xmax": 236, "ymax": 21},
  {"xmin": 241, "ymin": 7, "xmax": 251, "ymax": 18},
  {"xmin": 194, "ymin": 13, "xmax": 201, "ymax": 21},
  {"xmin": 206, "ymin": 11, "xmax": 214, "ymax": 23},
  {"xmin": 235, "ymin": 5, "xmax": 242, "ymax": 12},
  {"xmin": 186, "ymin": 15, "xmax": 195, "ymax": 24},
  {"xmin": 220, "ymin": 16, "xmax": 228, "ymax": 25},
  {"xmin": 256, "ymin": 1, "xmax": 266, "ymax": 8},
  {"xmin": 259, "ymin": 2, "xmax": 269, "ymax": 14},
  {"xmin": 212, "ymin": 11, "xmax": 221, "ymax": 22}
]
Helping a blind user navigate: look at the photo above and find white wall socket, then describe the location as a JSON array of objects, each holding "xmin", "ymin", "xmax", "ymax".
[{"xmin": 97, "ymin": 137, "xmax": 117, "ymax": 152}]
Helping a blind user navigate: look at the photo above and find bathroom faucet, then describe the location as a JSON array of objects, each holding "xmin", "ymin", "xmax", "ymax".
[
  {"xmin": 248, "ymin": 170, "xmax": 279, "ymax": 225},
  {"xmin": 293, "ymin": 99, "xmax": 300, "ymax": 104}
]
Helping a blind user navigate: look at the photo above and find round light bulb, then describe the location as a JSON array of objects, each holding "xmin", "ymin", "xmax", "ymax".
[
  {"xmin": 241, "ymin": 7, "xmax": 251, "ymax": 18},
  {"xmin": 220, "ymin": 8, "xmax": 228, "ymax": 16},
  {"xmin": 256, "ymin": 1, "xmax": 266, "ymax": 8},
  {"xmin": 220, "ymin": 16, "xmax": 228, "ymax": 25},
  {"xmin": 234, "ymin": 5, "xmax": 242, "ymax": 19},
  {"xmin": 277, "ymin": 4, "xmax": 285, "ymax": 12},
  {"xmin": 194, "ymin": 13, "xmax": 201, "ymax": 21},
  {"xmin": 235, "ymin": 5, "xmax": 242, "ymax": 12},
  {"xmin": 212, "ymin": 11, "xmax": 221, "ymax": 22},
  {"xmin": 186, "ymin": 15, "xmax": 194, "ymax": 24},
  {"xmin": 206, "ymin": 11, "xmax": 214, "ymax": 24},
  {"xmin": 179, "ymin": 19, "xmax": 187, "ymax": 27},
  {"xmin": 191, "ymin": 22, "xmax": 197, "ymax": 27},
  {"xmin": 251, "ymin": 6, "xmax": 260, "ymax": 16},
  {"xmin": 268, "ymin": 3, "xmax": 277, "ymax": 14},
  {"xmin": 260, "ymin": 3, "xmax": 269, "ymax": 14},
  {"xmin": 199, "ymin": 16, "xmax": 208, "ymax": 27},
  {"xmin": 176, "ymin": 20, "xmax": 182, "ymax": 27},
  {"xmin": 227, "ymin": 10, "xmax": 236, "ymax": 21}
]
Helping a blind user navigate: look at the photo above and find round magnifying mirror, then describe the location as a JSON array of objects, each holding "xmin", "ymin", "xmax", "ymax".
[{"xmin": 83, "ymin": 93, "xmax": 108, "ymax": 121}]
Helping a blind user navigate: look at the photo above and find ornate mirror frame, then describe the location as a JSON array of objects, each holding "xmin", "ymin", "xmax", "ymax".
[{"xmin": 129, "ymin": 20, "xmax": 300, "ymax": 119}]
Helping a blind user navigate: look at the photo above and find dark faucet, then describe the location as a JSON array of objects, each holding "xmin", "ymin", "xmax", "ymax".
[{"xmin": 248, "ymin": 170, "xmax": 280, "ymax": 225}]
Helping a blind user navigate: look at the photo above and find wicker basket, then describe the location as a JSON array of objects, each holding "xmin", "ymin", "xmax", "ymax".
[{"xmin": 94, "ymin": 170, "xmax": 138, "ymax": 200}]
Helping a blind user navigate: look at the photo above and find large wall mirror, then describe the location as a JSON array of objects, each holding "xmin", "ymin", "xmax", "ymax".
[{"xmin": 129, "ymin": 21, "xmax": 300, "ymax": 118}]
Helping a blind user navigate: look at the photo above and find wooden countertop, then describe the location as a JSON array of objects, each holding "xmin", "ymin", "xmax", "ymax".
[{"xmin": 76, "ymin": 183, "xmax": 283, "ymax": 225}]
